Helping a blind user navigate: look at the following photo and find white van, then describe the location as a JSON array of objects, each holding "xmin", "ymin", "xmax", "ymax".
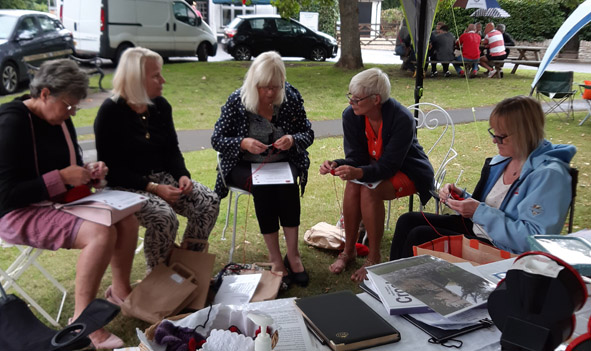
[{"xmin": 60, "ymin": 0, "xmax": 217, "ymax": 63}]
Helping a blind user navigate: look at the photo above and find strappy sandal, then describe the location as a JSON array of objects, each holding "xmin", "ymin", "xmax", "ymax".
[
  {"xmin": 329, "ymin": 252, "xmax": 357, "ymax": 274},
  {"xmin": 351, "ymin": 258, "xmax": 379, "ymax": 282}
]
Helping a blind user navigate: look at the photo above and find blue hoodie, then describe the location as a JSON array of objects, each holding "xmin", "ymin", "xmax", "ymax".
[{"xmin": 470, "ymin": 140, "xmax": 576, "ymax": 253}]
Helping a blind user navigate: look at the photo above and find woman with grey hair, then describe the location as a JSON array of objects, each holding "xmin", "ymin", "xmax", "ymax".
[
  {"xmin": 320, "ymin": 67, "xmax": 433, "ymax": 282},
  {"xmin": 94, "ymin": 47, "xmax": 220, "ymax": 270},
  {"xmin": 0, "ymin": 59, "xmax": 139, "ymax": 349},
  {"xmin": 212, "ymin": 51, "xmax": 314, "ymax": 288}
]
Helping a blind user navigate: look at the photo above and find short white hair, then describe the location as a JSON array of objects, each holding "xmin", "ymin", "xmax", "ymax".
[
  {"xmin": 241, "ymin": 51, "xmax": 286, "ymax": 113},
  {"xmin": 112, "ymin": 47, "xmax": 163, "ymax": 105},
  {"xmin": 348, "ymin": 68, "xmax": 391, "ymax": 102}
]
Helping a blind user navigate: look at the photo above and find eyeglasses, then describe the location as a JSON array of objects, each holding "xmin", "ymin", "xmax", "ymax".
[
  {"xmin": 488, "ymin": 128, "xmax": 511, "ymax": 144},
  {"xmin": 346, "ymin": 93, "xmax": 374, "ymax": 105},
  {"xmin": 258, "ymin": 85, "xmax": 283, "ymax": 92},
  {"xmin": 62, "ymin": 100, "xmax": 81, "ymax": 112}
]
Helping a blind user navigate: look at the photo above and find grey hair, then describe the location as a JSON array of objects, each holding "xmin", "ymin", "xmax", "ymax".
[
  {"xmin": 241, "ymin": 51, "xmax": 286, "ymax": 113},
  {"xmin": 348, "ymin": 68, "xmax": 391, "ymax": 102},
  {"xmin": 29, "ymin": 59, "xmax": 88, "ymax": 100},
  {"xmin": 112, "ymin": 47, "xmax": 163, "ymax": 105},
  {"xmin": 496, "ymin": 23, "xmax": 506, "ymax": 33}
]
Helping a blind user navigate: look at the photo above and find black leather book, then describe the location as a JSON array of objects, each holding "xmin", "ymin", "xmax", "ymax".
[{"xmin": 295, "ymin": 290, "xmax": 401, "ymax": 351}]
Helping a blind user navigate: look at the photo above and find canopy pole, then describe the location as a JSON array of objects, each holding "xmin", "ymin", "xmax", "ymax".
[{"xmin": 414, "ymin": 0, "xmax": 428, "ymax": 105}]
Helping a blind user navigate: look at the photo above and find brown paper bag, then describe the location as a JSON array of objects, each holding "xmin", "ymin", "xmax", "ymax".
[
  {"xmin": 121, "ymin": 262, "xmax": 198, "ymax": 324},
  {"xmin": 168, "ymin": 239, "xmax": 216, "ymax": 310},
  {"xmin": 413, "ymin": 235, "xmax": 517, "ymax": 265},
  {"xmin": 239, "ymin": 263, "xmax": 283, "ymax": 302}
]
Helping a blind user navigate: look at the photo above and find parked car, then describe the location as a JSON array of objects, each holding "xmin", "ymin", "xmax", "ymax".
[
  {"xmin": 222, "ymin": 15, "xmax": 338, "ymax": 61},
  {"xmin": 0, "ymin": 10, "xmax": 74, "ymax": 95}
]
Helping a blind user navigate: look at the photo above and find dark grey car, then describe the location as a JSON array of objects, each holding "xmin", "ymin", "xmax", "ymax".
[
  {"xmin": 222, "ymin": 15, "xmax": 338, "ymax": 61},
  {"xmin": 0, "ymin": 10, "xmax": 74, "ymax": 95}
]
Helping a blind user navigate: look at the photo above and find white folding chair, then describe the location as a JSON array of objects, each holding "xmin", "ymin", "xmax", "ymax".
[
  {"xmin": 217, "ymin": 152, "xmax": 251, "ymax": 263},
  {"xmin": 0, "ymin": 240, "xmax": 67, "ymax": 327},
  {"xmin": 385, "ymin": 103, "xmax": 459, "ymax": 230}
]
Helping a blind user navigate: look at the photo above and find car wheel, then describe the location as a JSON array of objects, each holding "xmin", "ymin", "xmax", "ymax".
[
  {"xmin": 114, "ymin": 43, "xmax": 133, "ymax": 66},
  {"xmin": 197, "ymin": 43, "xmax": 209, "ymax": 62},
  {"xmin": 310, "ymin": 47, "xmax": 327, "ymax": 62},
  {"xmin": 233, "ymin": 45, "xmax": 252, "ymax": 61},
  {"xmin": 0, "ymin": 62, "xmax": 19, "ymax": 95}
]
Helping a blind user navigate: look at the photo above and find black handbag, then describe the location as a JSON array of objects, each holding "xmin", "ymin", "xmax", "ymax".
[{"xmin": 0, "ymin": 284, "xmax": 120, "ymax": 351}]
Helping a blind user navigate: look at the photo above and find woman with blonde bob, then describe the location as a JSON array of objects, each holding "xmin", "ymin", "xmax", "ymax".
[
  {"xmin": 212, "ymin": 51, "xmax": 314, "ymax": 288},
  {"xmin": 94, "ymin": 47, "xmax": 219, "ymax": 270},
  {"xmin": 390, "ymin": 95, "xmax": 576, "ymax": 259},
  {"xmin": 320, "ymin": 68, "xmax": 434, "ymax": 282}
]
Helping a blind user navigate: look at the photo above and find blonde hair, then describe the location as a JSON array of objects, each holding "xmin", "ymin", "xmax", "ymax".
[
  {"xmin": 241, "ymin": 51, "xmax": 286, "ymax": 113},
  {"xmin": 348, "ymin": 68, "xmax": 391, "ymax": 103},
  {"xmin": 490, "ymin": 96, "xmax": 545, "ymax": 160},
  {"xmin": 112, "ymin": 47, "xmax": 163, "ymax": 105}
]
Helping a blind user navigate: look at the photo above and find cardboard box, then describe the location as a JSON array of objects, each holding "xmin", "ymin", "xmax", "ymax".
[{"xmin": 413, "ymin": 235, "xmax": 517, "ymax": 265}]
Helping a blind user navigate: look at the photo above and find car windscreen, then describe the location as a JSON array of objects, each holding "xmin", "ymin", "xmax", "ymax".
[
  {"xmin": 226, "ymin": 17, "xmax": 243, "ymax": 30},
  {"xmin": 0, "ymin": 15, "xmax": 18, "ymax": 40}
]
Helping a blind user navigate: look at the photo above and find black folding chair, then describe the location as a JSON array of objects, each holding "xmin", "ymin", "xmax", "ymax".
[
  {"xmin": 0, "ymin": 283, "xmax": 120, "ymax": 351},
  {"xmin": 535, "ymin": 71, "xmax": 577, "ymax": 120}
]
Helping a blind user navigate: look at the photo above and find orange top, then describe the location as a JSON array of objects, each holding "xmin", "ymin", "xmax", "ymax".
[{"xmin": 365, "ymin": 116, "xmax": 383, "ymax": 160}]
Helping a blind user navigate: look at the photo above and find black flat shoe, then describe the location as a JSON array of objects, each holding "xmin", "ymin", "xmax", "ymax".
[{"xmin": 283, "ymin": 255, "xmax": 310, "ymax": 287}]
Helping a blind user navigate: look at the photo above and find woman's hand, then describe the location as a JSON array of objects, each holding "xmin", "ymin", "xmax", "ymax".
[
  {"xmin": 240, "ymin": 137, "xmax": 269, "ymax": 154},
  {"xmin": 273, "ymin": 135, "xmax": 294, "ymax": 151},
  {"xmin": 319, "ymin": 160, "xmax": 338, "ymax": 175},
  {"xmin": 439, "ymin": 183, "xmax": 462, "ymax": 203},
  {"xmin": 446, "ymin": 198, "xmax": 480, "ymax": 218},
  {"xmin": 178, "ymin": 176, "xmax": 193, "ymax": 195},
  {"xmin": 59, "ymin": 165, "xmax": 91, "ymax": 186},
  {"xmin": 154, "ymin": 184, "xmax": 183, "ymax": 204},
  {"xmin": 333, "ymin": 165, "xmax": 362, "ymax": 181},
  {"xmin": 86, "ymin": 161, "xmax": 108, "ymax": 180}
]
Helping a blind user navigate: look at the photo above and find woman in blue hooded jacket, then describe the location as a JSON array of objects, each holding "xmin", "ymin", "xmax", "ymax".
[{"xmin": 390, "ymin": 95, "xmax": 576, "ymax": 259}]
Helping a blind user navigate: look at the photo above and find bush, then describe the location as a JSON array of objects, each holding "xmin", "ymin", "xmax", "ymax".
[
  {"xmin": 432, "ymin": 0, "xmax": 581, "ymax": 42},
  {"xmin": 301, "ymin": 0, "xmax": 339, "ymax": 37}
]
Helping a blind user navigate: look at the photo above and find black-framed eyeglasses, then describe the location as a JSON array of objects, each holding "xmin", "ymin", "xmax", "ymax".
[
  {"xmin": 346, "ymin": 93, "xmax": 374, "ymax": 105},
  {"xmin": 488, "ymin": 128, "xmax": 510, "ymax": 144},
  {"xmin": 62, "ymin": 99, "xmax": 81, "ymax": 112}
]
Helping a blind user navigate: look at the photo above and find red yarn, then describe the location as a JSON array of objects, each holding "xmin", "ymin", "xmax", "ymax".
[
  {"xmin": 63, "ymin": 184, "xmax": 92, "ymax": 203},
  {"xmin": 355, "ymin": 243, "xmax": 369, "ymax": 257}
]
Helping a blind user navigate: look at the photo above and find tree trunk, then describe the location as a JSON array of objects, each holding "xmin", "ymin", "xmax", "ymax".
[{"xmin": 335, "ymin": 0, "xmax": 363, "ymax": 69}]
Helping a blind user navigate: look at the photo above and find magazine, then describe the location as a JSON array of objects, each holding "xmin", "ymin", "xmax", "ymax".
[
  {"xmin": 365, "ymin": 255, "xmax": 497, "ymax": 318},
  {"xmin": 364, "ymin": 272, "xmax": 432, "ymax": 315}
]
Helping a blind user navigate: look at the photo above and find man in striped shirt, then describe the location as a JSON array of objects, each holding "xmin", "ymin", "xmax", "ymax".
[{"xmin": 480, "ymin": 22, "xmax": 507, "ymax": 78}]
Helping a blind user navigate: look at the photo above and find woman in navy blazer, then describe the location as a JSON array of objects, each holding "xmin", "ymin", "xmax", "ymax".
[{"xmin": 320, "ymin": 68, "xmax": 434, "ymax": 282}]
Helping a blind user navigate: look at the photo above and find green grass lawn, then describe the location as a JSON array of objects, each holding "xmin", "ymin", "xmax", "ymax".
[{"xmin": 1, "ymin": 61, "xmax": 590, "ymax": 347}]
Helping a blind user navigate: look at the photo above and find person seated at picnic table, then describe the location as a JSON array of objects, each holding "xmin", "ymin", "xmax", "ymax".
[
  {"xmin": 211, "ymin": 51, "xmax": 314, "ymax": 288},
  {"xmin": 480, "ymin": 22, "xmax": 508, "ymax": 78},
  {"xmin": 475, "ymin": 22, "xmax": 483, "ymax": 38},
  {"xmin": 0, "ymin": 59, "xmax": 139, "ymax": 349},
  {"xmin": 390, "ymin": 95, "xmax": 576, "ymax": 260},
  {"xmin": 497, "ymin": 23, "xmax": 515, "ymax": 56},
  {"xmin": 319, "ymin": 68, "xmax": 434, "ymax": 282},
  {"xmin": 453, "ymin": 24, "xmax": 481, "ymax": 78},
  {"xmin": 430, "ymin": 24, "xmax": 456, "ymax": 78},
  {"xmin": 94, "ymin": 47, "xmax": 220, "ymax": 270}
]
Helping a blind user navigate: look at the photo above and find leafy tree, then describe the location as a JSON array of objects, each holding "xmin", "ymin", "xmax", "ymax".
[
  {"xmin": 273, "ymin": 0, "xmax": 363, "ymax": 69},
  {"xmin": 1, "ymin": 0, "xmax": 47, "ymax": 11}
]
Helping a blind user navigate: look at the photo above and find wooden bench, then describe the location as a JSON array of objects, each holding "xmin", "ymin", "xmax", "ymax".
[{"xmin": 24, "ymin": 53, "xmax": 105, "ymax": 91}]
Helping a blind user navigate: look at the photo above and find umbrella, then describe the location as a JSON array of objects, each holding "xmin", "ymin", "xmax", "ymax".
[
  {"xmin": 471, "ymin": 8, "xmax": 510, "ymax": 18},
  {"xmin": 453, "ymin": 0, "xmax": 502, "ymax": 10}
]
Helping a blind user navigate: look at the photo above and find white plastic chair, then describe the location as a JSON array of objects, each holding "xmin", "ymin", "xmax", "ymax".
[
  {"xmin": 217, "ymin": 152, "xmax": 251, "ymax": 263},
  {"xmin": 385, "ymin": 103, "xmax": 459, "ymax": 229},
  {"xmin": 0, "ymin": 240, "xmax": 67, "ymax": 327}
]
